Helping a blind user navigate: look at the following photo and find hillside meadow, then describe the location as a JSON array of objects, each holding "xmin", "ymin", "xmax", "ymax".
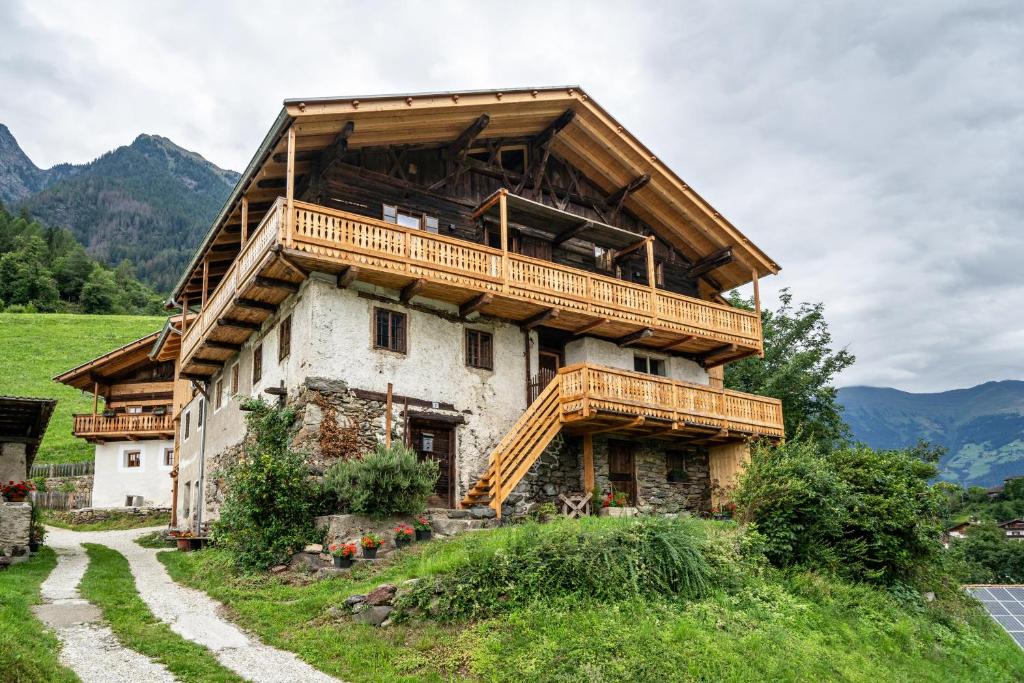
[{"xmin": 0, "ymin": 312, "xmax": 165, "ymax": 464}]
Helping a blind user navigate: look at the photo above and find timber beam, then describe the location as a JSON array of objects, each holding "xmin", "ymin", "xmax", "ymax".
[
  {"xmin": 687, "ymin": 247, "xmax": 734, "ymax": 279},
  {"xmin": 520, "ymin": 308, "xmax": 559, "ymax": 330},
  {"xmin": 459, "ymin": 292, "xmax": 493, "ymax": 318},
  {"xmin": 217, "ymin": 318, "xmax": 261, "ymax": 331},
  {"xmin": 610, "ymin": 237, "xmax": 650, "ymax": 261},
  {"xmin": 552, "ymin": 220, "xmax": 593, "ymax": 246},
  {"xmin": 179, "ymin": 372, "xmax": 210, "ymax": 382},
  {"xmin": 190, "ymin": 358, "xmax": 225, "ymax": 369},
  {"xmin": 534, "ymin": 109, "xmax": 577, "ymax": 147},
  {"xmin": 400, "ymin": 278, "xmax": 427, "ymax": 303},
  {"xmin": 607, "ymin": 174, "xmax": 651, "ymax": 218},
  {"xmin": 446, "ymin": 114, "xmax": 490, "ymax": 160},
  {"xmin": 616, "ymin": 328, "xmax": 653, "ymax": 347},
  {"xmin": 254, "ymin": 276, "xmax": 300, "ymax": 293},
  {"xmin": 573, "ymin": 318, "xmax": 610, "ymax": 337},
  {"xmin": 233, "ymin": 298, "xmax": 277, "ymax": 312},
  {"xmin": 336, "ymin": 265, "xmax": 361, "ymax": 289},
  {"xmin": 658, "ymin": 335, "xmax": 696, "ymax": 352},
  {"xmin": 203, "ymin": 340, "xmax": 243, "ymax": 351},
  {"xmin": 698, "ymin": 344, "xmax": 738, "ymax": 367},
  {"xmin": 585, "ymin": 416, "xmax": 647, "ymax": 435}
]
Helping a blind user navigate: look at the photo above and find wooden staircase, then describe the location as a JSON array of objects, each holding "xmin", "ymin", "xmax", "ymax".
[{"xmin": 460, "ymin": 374, "xmax": 564, "ymax": 516}]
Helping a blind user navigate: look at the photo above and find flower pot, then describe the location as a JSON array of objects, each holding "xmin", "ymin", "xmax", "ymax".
[
  {"xmin": 415, "ymin": 529, "xmax": 432, "ymax": 541},
  {"xmin": 600, "ymin": 506, "xmax": 637, "ymax": 518},
  {"xmin": 395, "ymin": 538, "xmax": 410, "ymax": 550},
  {"xmin": 176, "ymin": 538, "xmax": 192, "ymax": 552},
  {"xmin": 5, "ymin": 494, "xmax": 26, "ymax": 503},
  {"xmin": 362, "ymin": 546, "xmax": 378, "ymax": 560},
  {"xmin": 333, "ymin": 556, "xmax": 353, "ymax": 569},
  {"xmin": 29, "ymin": 540, "xmax": 40, "ymax": 552}
]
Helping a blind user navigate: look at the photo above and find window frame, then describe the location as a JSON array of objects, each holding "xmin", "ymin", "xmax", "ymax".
[
  {"xmin": 124, "ymin": 450, "xmax": 142, "ymax": 469},
  {"xmin": 163, "ymin": 447, "xmax": 174, "ymax": 468},
  {"xmin": 382, "ymin": 204, "xmax": 439, "ymax": 233},
  {"xmin": 183, "ymin": 411, "xmax": 191, "ymax": 440},
  {"xmin": 373, "ymin": 307, "xmax": 408, "ymax": 354},
  {"xmin": 633, "ymin": 354, "xmax": 666, "ymax": 377},
  {"xmin": 252, "ymin": 343, "xmax": 263, "ymax": 384},
  {"xmin": 230, "ymin": 363, "xmax": 239, "ymax": 395},
  {"xmin": 215, "ymin": 378, "xmax": 224, "ymax": 410},
  {"xmin": 465, "ymin": 329, "xmax": 494, "ymax": 370},
  {"xmin": 278, "ymin": 315, "xmax": 291, "ymax": 362}
]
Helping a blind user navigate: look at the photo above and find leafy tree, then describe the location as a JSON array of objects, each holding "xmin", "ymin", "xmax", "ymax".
[
  {"xmin": 0, "ymin": 235, "xmax": 60, "ymax": 310},
  {"xmin": 948, "ymin": 522, "xmax": 1024, "ymax": 583},
  {"xmin": 52, "ymin": 246, "xmax": 94, "ymax": 301},
  {"xmin": 79, "ymin": 265, "xmax": 119, "ymax": 313},
  {"xmin": 726, "ymin": 288, "xmax": 855, "ymax": 447}
]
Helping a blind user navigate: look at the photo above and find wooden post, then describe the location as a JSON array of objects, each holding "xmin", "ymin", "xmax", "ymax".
[
  {"xmin": 402, "ymin": 396, "xmax": 410, "ymax": 447},
  {"xmin": 201, "ymin": 257, "xmax": 209, "ymax": 309},
  {"xmin": 499, "ymin": 189, "xmax": 509, "ymax": 291},
  {"xmin": 751, "ymin": 268, "xmax": 763, "ymax": 357},
  {"xmin": 285, "ymin": 126, "xmax": 296, "ymax": 247},
  {"xmin": 645, "ymin": 236, "xmax": 658, "ymax": 320},
  {"xmin": 92, "ymin": 381, "xmax": 99, "ymax": 418},
  {"xmin": 583, "ymin": 432, "xmax": 595, "ymax": 494},
  {"xmin": 385, "ymin": 382, "xmax": 393, "ymax": 448},
  {"xmin": 240, "ymin": 195, "xmax": 249, "ymax": 246},
  {"xmin": 181, "ymin": 292, "xmax": 189, "ymax": 334}
]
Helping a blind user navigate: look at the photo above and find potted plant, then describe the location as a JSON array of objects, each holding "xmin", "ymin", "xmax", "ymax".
[
  {"xmin": 361, "ymin": 533, "xmax": 383, "ymax": 559},
  {"xmin": 394, "ymin": 524, "xmax": 414, "ymax": 549},
  {"xmin": 1, "ymin": 480, "xmax": 34, "ymax": 502},
  {"xmin": 413, "ymin": 515, "xmax": 432, "ymax": 541},
  {"xmin": 329, "ymin": 542, "xmax": 358, "ymax": 568},
  {"xmin": 712, "ymin": 502, "xmax": 737, "ymax": 521},
  {"xmin": 599, "ymin": 490, "xmax": 636, "ymax": 518}
]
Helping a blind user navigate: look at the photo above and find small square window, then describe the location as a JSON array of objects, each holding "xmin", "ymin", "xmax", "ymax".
[
  {"xmin": 423, "ymin": 216, "xmax": 439, "ymax": 234},
  {"xmin": 184, "ymin": 411, "xmax": 191, "ymax": 440},
  {"xmin": 634, "ymin": 355, "xmax": 666, "ymax": 376},
  {"xmin": 163, "ymin": 448, "xmax": 174, "ymax": 467},
  {"xmin": 230, "ymin": 364, "xmax": 239, "ymax": 395},
  {"xmin": 382, "ymin": 204, "xmax": 398, "ymax": 223},
  {"xmin": 666, "ymin": 452, "xmax": 688, "ymax": 483},
  {"xmin": 279, "ymin": 315, "xmax": 291, "ymax": 362},
  {"xmin": 197, "ymin": 399, "xmax": 204, "ymax": 427},
  {"xmin": 125, "ymin": 450, "xmax": 141, "ymax": 468},
  {"xmin": 126, "ymin": 406, "xmax": 143, "ymax": 415},
  {"xmin": 253, "ymin": 344, "xmax": 263, "ymax": 384},
  {"xmin": 373, "ymin": 308, "xmax": 407, "ymax": 353},
  {"xmin": 465, "ymin": 329, "xmax": 494, "ymax": 370}
]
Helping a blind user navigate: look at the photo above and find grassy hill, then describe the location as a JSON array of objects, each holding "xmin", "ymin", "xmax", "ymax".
[
  {"xmin": 0, "ymin": 312, "xmax": 165, "ymax": 464},
  {"xmin": 839, "ymin": 382, "xmax": 1024, "ymax": 487}
]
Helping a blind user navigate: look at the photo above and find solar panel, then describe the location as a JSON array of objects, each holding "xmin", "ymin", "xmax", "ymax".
[{"xmin": 968, "ymin": 586, "xmax": 1024, "ymax": 649}]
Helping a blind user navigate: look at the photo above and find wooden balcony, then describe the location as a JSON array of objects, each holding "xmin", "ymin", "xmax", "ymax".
[
  {"xmin": 72, "ymin": 413, "xmax": 175, "ymax": 443},
  {"xmin": 557, "ymin": 364, "xmax": 785, "ymax": 440},
  {"xmin": 179, "ymin": 198, "xmax": 764, "ymax": 377}
]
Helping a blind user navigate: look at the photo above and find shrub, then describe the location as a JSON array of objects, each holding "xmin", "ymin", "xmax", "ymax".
[
  {"xmin": 735, "ymin": 439, "xmax": 943, "ymax": 584},
  {"xmin": 213, "ymin": 399, "xmax": 318, "ymax": 570},
  {"xmin": 397, "ymin": 516, "xmax": 713, "ymax": 621},
  {"xmin": 948, "ymin": 522, "xmax": 1024, "ymax": 583},
  {"xmin": 321, "ymin": 442, "xmax": 438, "ymax": 518},
  {"xmin": 31, "ymin": 476, "xmax": 46, "ymax": 493}
]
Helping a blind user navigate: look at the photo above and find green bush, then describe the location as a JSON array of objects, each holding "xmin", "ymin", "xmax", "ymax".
[
  {"xmin": 397, "ymin": 516, "xmax": 714, "ymax": 620},
  {"xmin": 735, "ymin": 439, "xmax": 943, "ymax": 584},
  {"xmin": 321, "ymin": 442, "xmax": 438, "ymax": 518},
  {"xmin": 948, "ymin": 522, "xmax": 1024, "ymax": 583},
  {"xmin": 213, "ymin": 399, "xmax": 319, "ymax": 570}
]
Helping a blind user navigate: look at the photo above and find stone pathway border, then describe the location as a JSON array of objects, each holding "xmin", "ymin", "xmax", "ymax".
[{"xmin": 44, "ymin": 525, "xmax": 342, "ymax": 683}]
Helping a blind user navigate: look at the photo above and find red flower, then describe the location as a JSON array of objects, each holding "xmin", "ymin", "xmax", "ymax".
[{"xmin": 394, "ymin": 524, "xmax": 414, "ymax": 540}]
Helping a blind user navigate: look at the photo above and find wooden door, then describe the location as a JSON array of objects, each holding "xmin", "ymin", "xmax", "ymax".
[
  {"xmin": 607, "ymin": 440, "xmax": 637, "ymax": 505},
  {"xmin": 411, "ymin": 421, "xmax": 455, "ymax": 507}
]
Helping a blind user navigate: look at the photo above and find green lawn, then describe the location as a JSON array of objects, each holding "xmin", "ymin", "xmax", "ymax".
[
  {"xmin": 0, "ymin": 548, "xmax": 79, "ymax": 683},
  {"xmin": 41, "ymin": 509, "xmax": 171, "ymax": 532},
  {"xmin": 0, "ymin": 312, "xmax": 165, "ymax": 464},
  {"xmin": 80, "ymin": 544, "xmax": 243, "ymax": 682},
  {"xmin": 160, "ymin": 519, "xmax": 1024, "ymax": 683}
]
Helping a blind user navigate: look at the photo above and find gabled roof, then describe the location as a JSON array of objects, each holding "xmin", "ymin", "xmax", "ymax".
[
  {"xmin": 53, "ymin": 331, "xmax": 163, "ymax": 391},
  {"xmin": 998, "ymin": 519, "xmax": 1024, "ymax": 528},
  {"xmin": 173, "ymin": 86, "xmax": 780, "ymax": 301},
  {"xmin": 0, "ymin": 396, "xmax": 56, "ymax": 468}
]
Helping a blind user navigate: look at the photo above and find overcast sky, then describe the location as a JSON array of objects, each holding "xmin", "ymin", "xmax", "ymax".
[{"xmin": 2, "ymin": 1, "xmax": 1021, "ymax": 392}]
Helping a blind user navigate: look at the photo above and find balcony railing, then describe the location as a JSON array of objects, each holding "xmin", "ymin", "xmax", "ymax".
[
  {"xmin": 558, "ymin": 364, "xmax": 785, "ymax": 438},
  {"xmin": 72, "ymin": 413, "xmax": 176, "ymax": 438},
  {"xmin": 180, "ymin": 198, "xmax": 763, "ymax": 369}
]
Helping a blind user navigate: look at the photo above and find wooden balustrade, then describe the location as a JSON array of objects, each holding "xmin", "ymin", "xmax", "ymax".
[
  {"xmin": 72, "ymin": 412, "xmax": 176, "ymax": 437},
  {"xmin": 557, "ymin": 364, "xmax": 784, "ymax": 437}
]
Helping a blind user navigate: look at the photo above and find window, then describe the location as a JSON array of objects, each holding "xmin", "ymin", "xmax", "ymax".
[
  {"xmin": 383, "ymin": 205, "xmax": 438, "ymax": 233},
  {"xmin": 163, "ymin": 448, "xmax": 174, "ymax": 467},
  {"xmin": 279, "ymin": 315, "xmax": 291, "ymax": 362},
  {"xmin": 465, "ymin": 329, "xmax": 494, "ymax": 370},
  {"xmin": 230, "ymin": 364, "xmax": 239, "ymax": 395},
  {"xmin": 183, "ymin": 411, "xmax": 191, "ymax": 440},
  {"xmin": 634, "ymin": 355, "xmax": 666, "ymax": 377},
  {"xmin": 126, "ymin": 405, "xmax": 143, "ymax": 415},
  {"xmin": 666, "ymin": 452, "xmax": 688, "ymax": 483},
  {"xmin": 125, "ymin": 450, "xmax": 141, "ymax": 469},
  {"xmin": 253, "ymin": 343, "xmax": 263, "ymax": 384},
  {"xmin": 373, "ymin": 308, "xmax": 407, "ymax": 353},
  {"xmin": 183, "ymin": 481, "xmax": 191, "ymax": 515},
  {"xmin": 197, "ymin": 399, "xmax": 204, "ymax": 427},
  {"xmin": 215, "ymin": 378, "xmax": 224, "ymax": 410}
]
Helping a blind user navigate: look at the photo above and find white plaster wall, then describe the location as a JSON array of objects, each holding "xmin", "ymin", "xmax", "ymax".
[
  {"xmin": 564, "ymin": 336, "xmax": 709, "ymax": 385},
  {"xmin": 92, "ymin": 439, "xmax": 174, "ymax": 508}
]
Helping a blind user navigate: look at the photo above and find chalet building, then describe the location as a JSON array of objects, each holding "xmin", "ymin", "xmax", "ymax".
[
  {"xmin": 156, "ymin": 87, "xmax": 784, "ymax": 529},
  {"xmin": 54, "ymin": 326, "xmax": 186, "ymax": 508},
  {"xmin": 998, "ymin": 519, "xmax": 1024, "ymax": 540}
]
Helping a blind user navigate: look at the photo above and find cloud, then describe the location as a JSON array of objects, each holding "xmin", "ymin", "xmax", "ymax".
[{"xmin": 0, "ymin": 0, "xmax": 1021, "ymax": 392}]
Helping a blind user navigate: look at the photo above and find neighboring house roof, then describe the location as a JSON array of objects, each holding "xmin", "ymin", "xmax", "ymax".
[
  {"xmin": 150, "ymin": 313, "xmax": 196, "ymax": 362},
  {"xmin": 172, "ymin": 86, "xmax": 781, "ymax": 302},
  {"xmin": 998, "ymin": 519, "xmax": 1024, "ymax": 528},
  {"xmin": 946, "ymin": 521, "xmax": 971, "ymax": 533},
  {"xmin": 0, "ymin": 396, "xmax": 57, "ymax": 469},
  {"xmin": 52, "ymin": 331, "xmax": 163, "ymax": 391}
]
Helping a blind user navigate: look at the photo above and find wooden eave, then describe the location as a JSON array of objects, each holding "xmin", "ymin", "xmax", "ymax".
[
  {"xmin": 172, "ymin": 86, "xmax": 780, "ymax": 302},
  {"xmin": 0, "ymin": 396, "xmax": 56, "ymax": 468},
  {"xmin": 53, "ymin": 331, "xmax": 164, "ymax": 392}
]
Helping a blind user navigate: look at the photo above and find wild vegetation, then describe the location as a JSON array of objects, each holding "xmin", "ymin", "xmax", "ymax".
[
  {"xmin": 322, "ymin": 442, "xmax": 439, "ymax": 518},
  {"xmin": 0, "ymin": 204, "xmax": 163, "ymax": 314},
  {"xmin": 0, "ymin": 312, "xmax": 164, "ymax": 463}
]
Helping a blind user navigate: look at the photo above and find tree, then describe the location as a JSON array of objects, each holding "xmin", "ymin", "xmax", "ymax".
[
  {"xmin": 0, "ymin": 235, "xmax": 60, "ymax": 310},
  {"xmin": 725, "ymin": 288, "xmax": 855, "ymax": 447},
  {"xmin": 79, "ymin": 265, "xmax": 119, "ymax": 313},
  {"xmin": 948, "ymin": 522, "xmax": 1024, "ymax": 583},
  {"xmin": 52, "ymin": 246, "xmax": 94, "ymax": 301}
]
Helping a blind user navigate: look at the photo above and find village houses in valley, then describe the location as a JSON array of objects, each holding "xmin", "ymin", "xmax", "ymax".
[{"xmin": 62, "ymin": 87, "xmax": 785, "ymax": 529}]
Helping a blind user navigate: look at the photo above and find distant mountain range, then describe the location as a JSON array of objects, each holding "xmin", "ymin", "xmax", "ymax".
[
  {"xmin": 838, "ymin": 381, "xmax": 1024, "ymax": 488},
  {"xmin": 0, "ymin": 124, "xmax": 239, "ymax": 293}
]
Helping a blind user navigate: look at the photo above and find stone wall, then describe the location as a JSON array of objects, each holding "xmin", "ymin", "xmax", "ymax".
[
  {"xmin": 62, "ymin": 506, "xmax": 170, "ymax": 526},
  {"xmin": 0, "ymin": 502, "xmax": 31, "ymax": 556},
  {"xmin": 39, "ymin": 475, "xmax": 93, "ymax": 499},
  {"xmin": 513, "ymin": 433, "xmax": 582, "ymax": 513}
]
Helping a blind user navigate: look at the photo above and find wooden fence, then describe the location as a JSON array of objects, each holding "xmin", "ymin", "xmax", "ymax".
[
  {"xmin": 29, "ymin": 490, "xmax": 92, "ymax": 510},
  {"xmin": 30, "ymin": 461, "xmax": 94, "ymax": 478}
]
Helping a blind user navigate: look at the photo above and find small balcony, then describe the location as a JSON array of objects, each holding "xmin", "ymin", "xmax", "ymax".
[
  {"xmin": 179, "ymin": 197, "xmax": 764, "ymax": 377},
  {"xmin": 72, "ymin": 413, "xmax": 176, "ymax": 442}
]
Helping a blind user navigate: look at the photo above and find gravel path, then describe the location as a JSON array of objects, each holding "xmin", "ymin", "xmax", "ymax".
[
  {"xmin": 34, "ymin": 537, "xmax": 178, "ymax": 683},
  {"xmin": 45, "ymin": 526, "xmax": 342, "ymax": 683}
]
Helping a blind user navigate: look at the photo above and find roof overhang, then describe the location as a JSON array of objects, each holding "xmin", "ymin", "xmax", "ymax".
[
  {"xmin": 53, "ymin": 330, "xmax": 164, "ymax": 391},
  {"xmin": 0, "ymin": 396, "xmax": 57, "ymax": 469},
  {"xmin": 172, "ymin": 86, "xmax": 780, "ymax": 301}
]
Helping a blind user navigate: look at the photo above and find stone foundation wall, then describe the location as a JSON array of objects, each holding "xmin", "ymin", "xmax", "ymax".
[
  {"xmin": 63, "ymin": 506, "xmax": 170, "ymax": 526},
  {"xmin": 513, "ymin": 433, "xmax": 582, "ymax": 513},
  {"xmin": 1, "ymin": 502, "xmax": 32, "ymax": 556},
  {"xmin": 39, "ymin": 475, "xmax": 93, "ymax": 499}
]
